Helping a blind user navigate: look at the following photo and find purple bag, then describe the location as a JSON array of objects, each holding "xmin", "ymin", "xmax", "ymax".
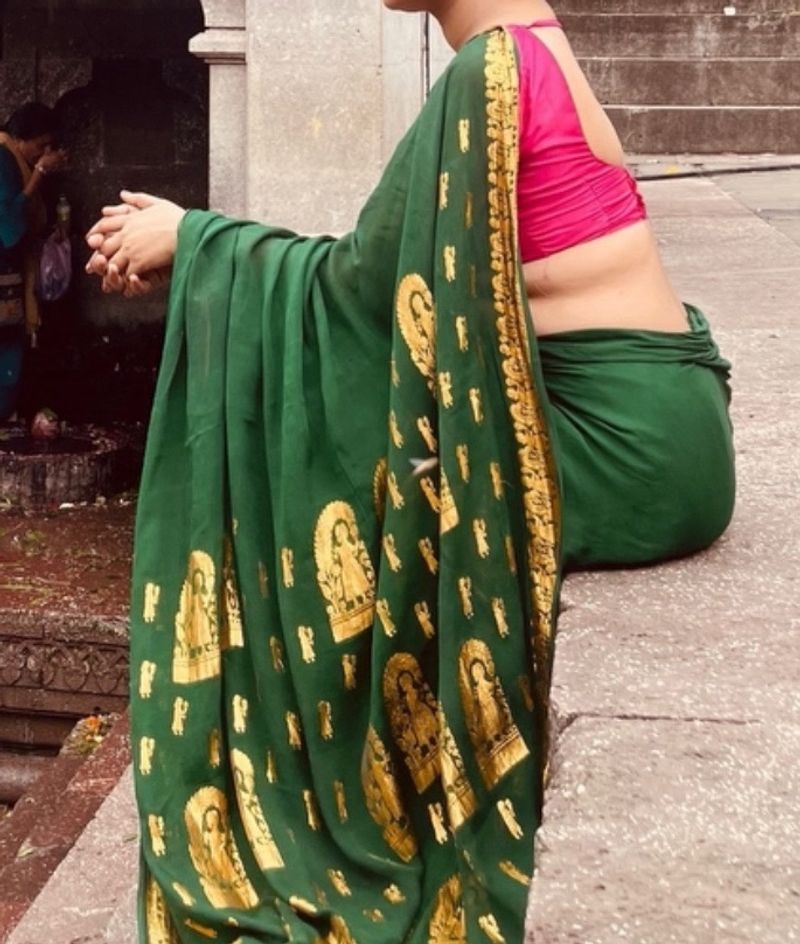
[{"xmin": 37, "ymin": 231, "xmax": 72, "ymax": 302}]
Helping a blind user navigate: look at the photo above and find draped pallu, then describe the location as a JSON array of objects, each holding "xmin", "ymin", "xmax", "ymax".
[{"xmin": 131, "ymin": 30, "xmax": 561, "ymax": 944}]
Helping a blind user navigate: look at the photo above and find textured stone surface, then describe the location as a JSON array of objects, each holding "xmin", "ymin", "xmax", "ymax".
[{"xmin": 527, "ymin": 170, "xmax": 800, "ymax": 943}]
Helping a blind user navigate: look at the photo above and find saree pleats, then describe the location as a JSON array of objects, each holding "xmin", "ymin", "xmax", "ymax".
[{"xmin": 131, "ymin": 31, "xmax": 560, "ymax": 944}]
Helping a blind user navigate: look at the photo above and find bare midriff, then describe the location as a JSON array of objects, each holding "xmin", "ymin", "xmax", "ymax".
[{"xmin": 523, "ymin": 219, "xmax": 689, "ymax": 337}]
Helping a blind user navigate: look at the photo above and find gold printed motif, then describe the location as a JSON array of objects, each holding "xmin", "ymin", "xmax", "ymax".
[
  {"xmin": 286, "ymin": 712, "xmax": 303, "ymax": 750},
  {"xmin": 428, "ymin": 802, "xmax": 449, "ymax": 844},
  {"xmin": 139, "ymin": 661, "xmax": 157, "ymax": 699},
  {"xmin": 428, "ymin": 875, "xmax": 466, "ymax": 943},
  {"xmin": 364, "ymin": 909, "xmax": 385, "ymax": 923},
  {"xmin": 491, "ymin": 598, "xmax": 510, "ymax": 638},
  {"xmin": 438, "ymin": 371, "xmax": 454, "ymax": 408},
  {"xmin": 208, "ymin": 728, "xmax": 221, "ymax": 768},
  {"xmin": 318, "ymin": 701, "xmax": 334, "ymax": 740},
  {"xmin": 281, "ymin": 548, "xmax": 295, "ymax": 589},
  {"xmin": 438, "ymin": 711, "xmax": 478, "ymax": 831},
  {"xmin": 420, "ymin": 476, "xmax": 440, "ymax": 514},
  {"xmin": 303, "ymin": 790, "xmax": 322, "ymax": 831},
  {"xmin": 383, "ymin": 653, "xmax": 440, "ymax": 792},
  {"xmin": 504, "ymin": 535, "xmax": 517, "ymax": 575},
  {"xmin": 221, "ymin": 537, "xmax": 244, "ymax": 649},
  {"xmin": 383, "ymin": 534, "xmax": 403, "ymax": 572},
  {"xmin": 376, "ymin": 599, "xmax": 396, "ymax": 637},
  {"xmin": 417, "ymin": 416, "xmax": 438, "ymax": 453},
  {"xmin": 139, "ymin": 737, "xmax": 155, "ymax": 775},
  {"xmin": 418, "ymin": 538, "xmax": 439, "ymax": 575},
  {"xmin": 327, "ymin": 869, "xmax": 352, "ymax": 896},
  {"xmin": 172, "ymin": 882, "xmax": 195, "ymax": 907},
  {"xmin": 270, "ymin": 637, "xmax": 285, "ymax": 672},
  {"xmin": 333, "ymin": 780, "xmax": 349, "ymax": 822},
  {"xmin": 145, "ymin": 877, "xmax": 179, "ymax": 944},
  {"xmin": 478, "ymin": 915, "xmax": 506, "ymax": 944},
  {"xmin": 143, "ymin": 583, "xmax": 161, "ymax": 624},
  {"xmin": 389, "ymin": 411, "xmax": 404, "ymax": 449},
  {"xmin": 497, "ymin": 798, "xmax": 524, "ymax": 839},
  {"xmin": 298, "ymin": 625, "xmax": 317, "ymax": 664},
  {"xmin": 391, "ymin": 358, "xmax": 401, "ymax": 388},
  {"xmin": 499, "ymin": 860, "xmax": 530, "ymax": 885},
  {"xmin": 414, "ymin": 601, "xmax": 436, "ymax": 639},
  {"xmin": 266, "ymin": 751, "xmax": 278, "ymax": 783},
  {"xmin": 459, "ymin": 640, "xmax": 530, "ymax": 788},
  {"xmin": 232, "ymin": 695, "xmax": 248, "ymax": 734},
  {"xmin": 173, "ymin": 550, "xmax": 220, "ymax": 684},
  {"xmin": 342, "ymin": 654, "xmax": 357, "ymax": 691},
  {"xmin": 458, "ymin": 118, "xmax": 471, "ymax": 153},
  {"xmin": 384, "ymin": 884, "xmax": 406, "ymax": 904},
  {"xmin": 443, "ymin": 246, "xmax": 457, "ymax": 283},
  {"xmin": 148, "ymin": 814, "xmax": 166, "ymax": 857},
  {"xmin": 396, "ymin": 273, "xmax": 437, "ymax": 390},
  {"xmin": 464, "ymin": 192, "xmax": 474, "ymax": 230},
  {"xmin": 458, "ymin": 577, "xmax": 474, "ymax": 619},
  {"xmin": 231, "ymin": 749, "xmax": 285, "ymax": 870},
  {"xmin": 490, "ymin": 463, "xmax": 504, "ymax": 499},
  {"xmin": 439, "ymin": 172, "xmax": 450, "ymax": 210},
  {"xmin": 485, "ymin": 30, "xmax": 560, "ymax": 725},
  {"xmin": 373, "ymin": 457, "xmax": 388, "ymax": 522},
  {"xmin": 361, "ymin": 726, "xmax": 418, "ymax": 862},
  {"xmin": 440, "ymin": 470, "xmax": 460, "ymax": 534},
  {"xmin": 326, "ymin": 915, "xmax": 357, "ymax": 944},
  {"xmin": 518, "ymin": 675, "xmax": 535, "ymax": 712},
  {"xmin": 455, "ymin": 445, "xmax": 470, "ymax": 483},
  {"xmin": 469, "ymin": 387, "xmax": 484, "ymax": 424},
  {"xmin": 473, "ymin": 519, "xmax": 490, "ymax": 558},
  {"xmin": 455, "ymin": 316, "xmax": 469, "ymax": 353},
  {"xmin": 184, "ymin": 786, "xmax": 259, "ymax": 910},
  {"xmin": 185, "ymin": 921, "xmax": 218, "ymax": 940},
  {"xmin": 258, "ymin": 561, "xmax": 269, "ymax": 598},
  {"xmin": 387, "ymin": 472, "xmax": 405, "ymax": 510},
  {"xmin": 315, "ymin": 501, "xmax": 376, "ymax": 643},
  {"xmin": 290, "ymin": 896, "xmax": 318, "ymax": 916}
]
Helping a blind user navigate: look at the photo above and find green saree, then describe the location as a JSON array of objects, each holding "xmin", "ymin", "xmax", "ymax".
[{"xmin": 132, "ymin": 29, "xmax": 560, "ymax": 944}]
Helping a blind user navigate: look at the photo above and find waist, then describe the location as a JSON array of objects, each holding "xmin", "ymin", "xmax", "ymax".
[{"xmin": 522, "ymin": 221, "xmax": 688, "ymax": 336}]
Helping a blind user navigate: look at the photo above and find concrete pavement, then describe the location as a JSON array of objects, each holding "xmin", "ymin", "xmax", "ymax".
[{"xmin": 6, "ymin": 166, "xmax": 800, "ymax": 944}]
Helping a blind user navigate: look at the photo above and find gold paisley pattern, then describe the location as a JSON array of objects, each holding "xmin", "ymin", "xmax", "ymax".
[
  {"xmin": 438, "ymin": 711, "xmax": 478, "ymax": 831},
  {"xmin": 231, "ymin": 749, "xmax": 285, "ymax": 870},
  {"xmin": 145, "ymin": 877, "xmax": 179, "ymax": 944},
  {"xmin": 428, "ymin": 875, "xmax": 466, "ymax": 943},
  {"xmin": 220, "ymin": 537, "xmax": 244, "ymax": 649}
]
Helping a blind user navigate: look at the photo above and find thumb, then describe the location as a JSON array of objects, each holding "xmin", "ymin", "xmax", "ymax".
[{"xmin": 120, "ymin": 190, "xmax": 159, "ymax": 209}]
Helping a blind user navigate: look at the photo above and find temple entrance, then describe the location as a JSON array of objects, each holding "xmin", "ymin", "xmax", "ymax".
[{"xmin": 0, "ymin": 0, "xmax": 208, "ymax": 424}]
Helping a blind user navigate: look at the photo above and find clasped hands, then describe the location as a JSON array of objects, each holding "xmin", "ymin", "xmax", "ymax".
[{"xmin": 85, "ymin": 191, "xmax": 186, "ymax": 297}]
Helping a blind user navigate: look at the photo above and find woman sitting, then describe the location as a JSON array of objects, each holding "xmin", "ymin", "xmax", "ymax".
[{"xmin": 84, "ymin": 2, "xmax": 734, "ymax": 942}]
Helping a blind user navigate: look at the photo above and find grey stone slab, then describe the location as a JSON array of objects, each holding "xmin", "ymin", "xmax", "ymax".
[
  {"xmin": 527, "ymin": 718, "xmax": 800, "ymax": 944},
  {"xmin": 713, "ymin": 170, "xmax": 800, "ymax": 215},
  {"xmin": 7, "ymin": 768, "xmax": 138, "ymax": 944},
  {"xmin": 640, "ymin": 177, "xmax": 751, "ymax": 219},
  {"xmin": 712, "ymin": 328, "xmax": 799, "ymax": 393}
]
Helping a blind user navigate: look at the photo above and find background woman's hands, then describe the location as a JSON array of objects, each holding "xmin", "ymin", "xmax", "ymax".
[
  {"xmin": 85, "ymin": 191, "xmax": 186, "ymax": 295},
  {"xmin": 37, "ymin": 145, "xmax": 68, "ymax": 174}
]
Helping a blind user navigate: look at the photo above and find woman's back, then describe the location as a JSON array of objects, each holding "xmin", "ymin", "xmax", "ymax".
[{"xmin": 511, "ymin": 21, "xmax": 688, "ymax": 336}]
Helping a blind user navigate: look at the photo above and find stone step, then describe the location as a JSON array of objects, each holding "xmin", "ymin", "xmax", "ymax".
[
  {"xmin": 562, "ymin": 13, "xmax": 800, "ymax": 59},
  {"xmin": 582, "ymin": 57, "xmax": 800, "ymax": 107},
  {"xmin": 608, "ymin": 105, "xmax": 800, "ymax": 153},
  {"xmin": 561, "ymin": 0, "xmax": 799, "ymax": 13}
]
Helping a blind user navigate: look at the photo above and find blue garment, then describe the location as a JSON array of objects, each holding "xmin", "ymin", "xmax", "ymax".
[
  {"xmin": 0, "ymin": 324, "xmax": 25, "ymax": 419},
  {"xmin": 0, "ymin": 145, "xmax": 28, "ymax": 415}
]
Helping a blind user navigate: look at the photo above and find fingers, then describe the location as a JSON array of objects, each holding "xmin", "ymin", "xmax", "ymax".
[
  {"xmin": 120, "ymin": 190, "xmax": 160, "ymax": 210},
  {"xmin": 86, "ymin": 215, "xmax": 126, "ymax": 239},
  {"xmin": 101, "ymin": 203, "xmax": 134, "ymax": 218}
]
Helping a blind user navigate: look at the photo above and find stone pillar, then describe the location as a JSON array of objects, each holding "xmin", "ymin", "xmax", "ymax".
[
  {"xmin": 244, "ymin": 2, "xmax": 425, "ymax": 235},
  {"xmin": 191, "ymin": 0, "xmax": 247, "ymax": 217}
]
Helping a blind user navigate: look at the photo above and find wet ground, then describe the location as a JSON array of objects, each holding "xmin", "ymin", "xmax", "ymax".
[{"xmin": 0, "ymin": 498, "xmax": 134, "ymax": 618}]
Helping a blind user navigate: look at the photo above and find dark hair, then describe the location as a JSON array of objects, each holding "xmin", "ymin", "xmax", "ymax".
[{"xmin": 4, "ymin": 102, "xmax": 58, "ymax": 141}]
